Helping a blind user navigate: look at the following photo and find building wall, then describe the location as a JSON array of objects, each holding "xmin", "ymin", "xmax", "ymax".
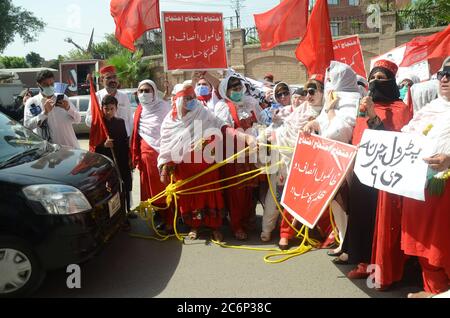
[{"xmin": 145, "ymin": 13, "xmax": 445, "ymax": 89}]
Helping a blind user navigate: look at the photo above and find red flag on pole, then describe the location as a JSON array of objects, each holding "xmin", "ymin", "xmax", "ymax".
[
  {"xmin": 254, "ymin": 0, "xmax": 309, "ymax": 51},
  {"xmin": 400, "ymin": 25, "xmax": 450, "ymax": 74},
  {"xmin": 295, "ymin": 0, "xmax": 334, "ymax": 77},
  {"xmin": 88, "ymin": 74, "xmax": 108, "ymax": 152},
  {"xmin": 110, "ymin": 0, "xmax": 161, "ymax": 51}
]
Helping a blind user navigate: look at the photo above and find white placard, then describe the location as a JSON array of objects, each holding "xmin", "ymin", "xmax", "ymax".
[{"xmin": 354, "ymin": 130, "xmax": 435, "ymax": 201}]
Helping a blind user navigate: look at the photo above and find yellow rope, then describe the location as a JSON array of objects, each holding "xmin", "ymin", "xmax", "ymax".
[
  {"xmin": 128, "ymin": 142, "xmax": 327, "ymax": 263},
  {"xmin": 329, "ymin": 205, "xmax": 341, "ymax": 245}
]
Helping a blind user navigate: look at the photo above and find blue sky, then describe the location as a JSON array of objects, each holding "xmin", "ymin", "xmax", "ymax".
[{"xmin": 3, "ymin": 0, "xmax": 280, "ymax": 60}]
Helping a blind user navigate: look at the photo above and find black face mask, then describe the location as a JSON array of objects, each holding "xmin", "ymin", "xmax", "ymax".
[{"xmin": 368, "ymin": 79, "xmax": 400, "ymax": 103}]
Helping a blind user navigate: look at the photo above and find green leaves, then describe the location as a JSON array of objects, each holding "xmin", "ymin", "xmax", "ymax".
[{"xmin": 0, "ymin": 0, "xmax": 45, "ymax": 53}]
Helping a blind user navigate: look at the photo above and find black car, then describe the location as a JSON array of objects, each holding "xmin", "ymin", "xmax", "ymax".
[{"xmin": 0, "ymin": 112, "xmax": 126, "ymax": 297}]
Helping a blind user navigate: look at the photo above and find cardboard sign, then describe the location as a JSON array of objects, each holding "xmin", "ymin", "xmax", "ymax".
[
  {"xmin": 354, "ymin": 130, "xmax": 435, "ymax": 201},
  {"xmin": 333, "ymin": 35, "xmax": 366, "ymax": 78},
  {"xmin": 162, "ymin": 12, "xmax": 228, "ymax": 71},
  {"xmin": 281, "ymin": 134, "xmax": 357, "ymax": 229}
]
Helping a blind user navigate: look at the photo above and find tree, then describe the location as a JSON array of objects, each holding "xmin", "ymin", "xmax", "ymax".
[
  {"xmin": 0, "ymin": 56, "xmax": 28, "ymax": 68},
  {"xmin": 397, "ymin": 0, "xmax": 450, "ymax": 30},
  {"xmin": 0, "ymin": 0, "xmax": 45, "ymax": 53},
  {"xmin": 65, "ymin": 33, "xmax": 128, "ymax": 60},
  {"xmin": 26, "ymin": 51, "xmax": 44, "ymax": 67},
  {"xmin": 106, "ymin": 49, "xmax": 153, "ymax": 88}
]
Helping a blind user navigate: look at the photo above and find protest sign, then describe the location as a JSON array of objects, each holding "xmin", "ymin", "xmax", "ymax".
[
  {"xmin": 162, "ymin": 12, "xmax": 228, "ymax": 71},
  {"xmin": 354, "ymin": 130, "xmax": 435, "ymax": 201},
  {"xmin": 333, "ymin": 35, "xmax": 366, "ymax": 78},
  {"xmin": 281, "ymin": 134, "xmax": 357, "ymax": 229}
]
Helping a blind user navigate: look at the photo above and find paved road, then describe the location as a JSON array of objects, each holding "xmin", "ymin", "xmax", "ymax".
[{"xmin": 34, "ymin": 137, "xmax": 421, "ymax": 298}]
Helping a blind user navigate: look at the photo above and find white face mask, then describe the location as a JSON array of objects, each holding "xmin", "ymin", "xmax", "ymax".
[{"xmin": 138, "ymin": 92, "xmax": 154, "ymax": 105}]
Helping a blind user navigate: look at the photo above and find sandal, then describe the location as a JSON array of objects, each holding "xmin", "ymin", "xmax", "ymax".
[
  {"xmin": 278, "ymin": 237, "xmax": 289, "ymax": 250},
  {"xmin": 187, "ymin": 228, "xmax": 198, "ymax": 240},
  {"xmin": 212, "ymin": 230, "xmax": 223, "ymax": 242},
  {"xmin": 347, "ymin": 263, "xmax": 370, "ymax": 279},
  {"xmin": 234, "ymin": 229, "xmax": 248, "ymax": 241}
]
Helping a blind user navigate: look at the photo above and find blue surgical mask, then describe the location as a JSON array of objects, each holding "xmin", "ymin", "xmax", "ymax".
[
  {"xmin": 230, "ymin": 90, "xmax": 243, "ymax": 103},
  {"xmin": 195, "ymin": 85, "xmax": 210, "ymax": 96},
  {"xmin": 40, "ymin": 84, "xmax": 55, "ymax": 97},
  {"xmin": 399, "ymin": 86, "xmax": 408, "ymax": 100},
  {"xmin": 186, "ymin": 99, "xmax": 197, "ymax": 110}
]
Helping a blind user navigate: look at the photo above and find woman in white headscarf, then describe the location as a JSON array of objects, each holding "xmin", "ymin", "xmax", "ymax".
[
  {"xmin": 301, "ymin": 61, "xmax": 361, "ymax": 254},
  {"xmin": 260, "ymin": 75, "xmax": 325, "ymax": 244},
  {"xmin": 214, "ymin": 75, "xmax": 262, "ymax": 240},
  {"xmin": 399, "ymin": 57, "xmax": 450, "ymax": 298},
  {"xmin": 158, "ymin": 84, "xmax": 255, "ymax": 241},
  {"xmin": 131, "ymin": 79, "xmax": 173, "ymax": 230}
]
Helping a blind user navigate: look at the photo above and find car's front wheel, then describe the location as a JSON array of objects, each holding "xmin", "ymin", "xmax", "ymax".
[{"xmin": 0, "ymin": 236, "xmax": 45, "ymax": 297}]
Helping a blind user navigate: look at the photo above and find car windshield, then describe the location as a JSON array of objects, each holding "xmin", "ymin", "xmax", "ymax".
[{"xmin": 0, "ymin": 112, "xmax": 46, "ymax": 164}]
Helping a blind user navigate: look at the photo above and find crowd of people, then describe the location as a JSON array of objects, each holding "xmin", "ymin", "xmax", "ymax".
[{"xmin": 19, "ymin": 56, "xmax": 450, "ymax": 297}]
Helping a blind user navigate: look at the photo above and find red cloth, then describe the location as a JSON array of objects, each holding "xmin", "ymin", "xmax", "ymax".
[
  {"xmin": 110, "ymin": 0, "xmax": 160, "ymax": 52},
  {"xmin": 402, "ymin": 183, "xmax": 450, "ymax": 281},
  {"xmin": 174, "ymin": 151, "xmax": 224, "ymax": 230},
  {"xmin": 351, "ymin": 100, "xmax": 411, "ymax": 145},
  {"xmin": 419, "ymin": 257, "xmax": 450, "ymax": 294},
  {"xmin": 88, "ymin": 75, "xmax": 108, "ymax": 152},
  {"xmin": 254, "ymin": 0, "xmax": 308, "ymax": 51},
  {"xmin": 400, "ymin": 24, "xmax": 450, "ymax": 75},
  {"xmin": 295, "ymin": 0, "xmax": 334, "ymax": 77},
  {"xmin": 371, "ymin": 191, "xmax": 408, "ymax": 287},
  {"xmin": 99, "ymin": 65, "xmax": 116, "ymax": 75}
]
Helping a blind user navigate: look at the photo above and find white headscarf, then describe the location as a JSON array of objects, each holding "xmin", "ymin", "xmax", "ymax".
[
  {"xmin": 137, "ymin": 79, "xmax": 170, "ymax": 153},
  {"xmin": 324, "ymin": 61, "xmax": 360, "ymax": 94},
  {"xmin": 158, "ymin": 92, "xmax": 226, "ymax": 168}
]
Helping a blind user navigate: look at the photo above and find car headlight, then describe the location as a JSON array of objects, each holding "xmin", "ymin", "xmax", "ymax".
[{"xmin": 23, "ymin": 184, "xmax": 92, "ymax": 215}]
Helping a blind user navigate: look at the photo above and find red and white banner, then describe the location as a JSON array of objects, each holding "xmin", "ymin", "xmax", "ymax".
[
  {"xmin": 333, "ymin": 35, "xmax": 366, "ymax": 78},
  {"xmin": 281, "ymin": 134, "xmax": 357, "ymax": 229},
  {"xmin": 162, "ymin": 12, "xmax": 228, "ymax": 71}
]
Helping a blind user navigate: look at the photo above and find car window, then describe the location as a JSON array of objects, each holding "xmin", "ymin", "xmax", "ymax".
[
  {"xmin": 79, "ymin": 98, "xmax": 89, "ymax": 111},
  {"xmin": 0, "ymin": 113, "xmax": 44, "ymax": 163}
]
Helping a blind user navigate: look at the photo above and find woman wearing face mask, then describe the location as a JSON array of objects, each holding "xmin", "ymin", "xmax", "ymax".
[
  {"xmin": 299, "ymin": 62, "xmax": 361, "ymax": 255},
  {"xmin": 260, "ymin": 82, "xmax": 292, "ymax": 126},
  {"xmin": 338, "ymin": 60, "xmax": 412, "ymax": 287},
  {"xmin": 192, "ymin": 72, "xmax": 220, "ymax": 112},
  {"xmin": 262, "ymin": 76, "xmax": 325, "ymax": 244},
  {"xmin": 214, "ymin": 76, "xmax": 262, "ymax": 240},
  {"xmin": 131, "ymin": 79, "xmax": 174, "ymax": 232},
  {"xmin": 158, "ymin": 84, "xmax": 254, "ymax": 241}
]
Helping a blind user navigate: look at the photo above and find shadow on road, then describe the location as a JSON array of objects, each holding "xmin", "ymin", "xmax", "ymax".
[{"xmin": 34, "ymin": 218, "xmax": 182, "ymax": 298}]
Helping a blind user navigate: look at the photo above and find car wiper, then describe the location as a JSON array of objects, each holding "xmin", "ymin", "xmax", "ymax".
[{"xmin": 0, "ymin": 147, "xmax": 42, "ymax": 169}]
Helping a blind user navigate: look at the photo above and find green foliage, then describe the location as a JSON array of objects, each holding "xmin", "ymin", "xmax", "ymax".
[
  {"xmin": 0, "ymin": 0, "xmax": 45, "ymax": 53},
  {"xmin": 26, "ymin": 51, "xmax": 44, "ymax": 67},
  {"xmin": 397, "ymin": 0, "xmax": 450, "ymax": 29},
  {"xmin": 0, "ymin": 56, "xmax": 28, "ymax": 68},
  {"xmin": 65, "ymin": 33, "xmax": 128, "ymax": 60},
  {"xmin": 106, "ymin": 49, "xmax": 154, "ymax": 88}
]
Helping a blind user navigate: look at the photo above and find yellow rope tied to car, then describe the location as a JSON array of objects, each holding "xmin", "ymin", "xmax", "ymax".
[{"xmin": 129, "ymin": 142, "xmax": 335, "ymax": 263}]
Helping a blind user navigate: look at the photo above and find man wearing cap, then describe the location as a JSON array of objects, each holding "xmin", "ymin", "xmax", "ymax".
[
  {"xmin": 264, "ymin": 73, "xmax": 274, "ymax": 83},
  {"xmin": 24, "ymin": 70, "xmax": 80, "ymax": 148},
  {"xmin": 85, "ymin": 65, "xmax": 133, "ymax": 137}
]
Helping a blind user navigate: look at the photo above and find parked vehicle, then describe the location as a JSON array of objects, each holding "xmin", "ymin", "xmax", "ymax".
[{"xmin": 0, "ymin": 111, "xmax": 125, "ymax": 297}]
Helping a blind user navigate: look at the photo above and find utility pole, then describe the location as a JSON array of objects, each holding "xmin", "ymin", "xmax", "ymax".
[{"xmin": 230, "ymin": 0, "xmax": 245, "ymax": 29}]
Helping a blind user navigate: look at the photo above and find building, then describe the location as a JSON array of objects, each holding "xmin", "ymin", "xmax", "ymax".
[{"xmin": 0, "ymin": 67, "xmax": 59, "ymax": 89}]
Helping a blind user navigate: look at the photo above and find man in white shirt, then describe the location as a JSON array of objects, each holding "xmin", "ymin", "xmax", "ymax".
[
  {"xmin": 23, "ymin": 70, "xmax": 81, "ymax": 148},
  {"xmin": 85, "ymin": 65, "xmax": 133, "ymax": 137}
]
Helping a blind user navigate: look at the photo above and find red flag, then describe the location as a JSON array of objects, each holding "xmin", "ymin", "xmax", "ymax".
[
  {"xmin": 295, "ymin": 0, "xmax": 334, "ymax": 77},
  {"xmin": 88, "ymin": 75, "xmax": 108, "ymax": 152},
  {"xmin": 110, "ymin": 0, "xmax": 160, "ymax": 51},
  {"xmin": 400, "ymin": 25, "xmax": 450, "ymax": 74},
  {"xmin": 254, "ymin": 0, "xmax": 308, "ymax": 51}
]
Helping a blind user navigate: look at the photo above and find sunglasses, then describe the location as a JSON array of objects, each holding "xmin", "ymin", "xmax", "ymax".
[
  {"xmin": 138, "ymin": 88, "xmax": 152, "ymax": 93},
  {"xmin": 275, "ymin": 91, "xmax": 290, "ymax": 98},
  {"xmin": 437, "ymin": 71, "xmax": 450, "ymax": 81},
  {"xmin": 307, "ymin": 88, "xmax": 316, "ymax": 96}
]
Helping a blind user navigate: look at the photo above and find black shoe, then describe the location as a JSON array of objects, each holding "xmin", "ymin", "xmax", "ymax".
[
  {"xmin": 327, "ymin": 250, "xmax": 342, "ymax": 257},
  {"xmin": 127, "ymin": 211, "xmax": 138, "ymax": 219}
]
